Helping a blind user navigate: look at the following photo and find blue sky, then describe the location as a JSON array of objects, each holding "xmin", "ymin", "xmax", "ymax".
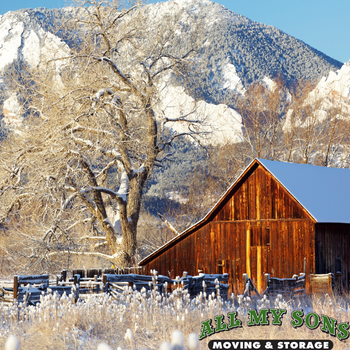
[{"xmin": 1, "ymin": 0, "xmax": 349, "ymax": 63}]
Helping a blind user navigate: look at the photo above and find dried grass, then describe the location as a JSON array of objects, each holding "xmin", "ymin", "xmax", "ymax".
[{"xmin": 0, "ymin": 287, "xmax": 349, "ymax": 349}]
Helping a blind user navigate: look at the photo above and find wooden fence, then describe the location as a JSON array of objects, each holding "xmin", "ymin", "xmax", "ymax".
[
  {"xmin": 0, "ymin": 269, "xmax": 229, "ymax": 305},
  {"xmin": 0, "ymin": 267, "xmax": 339, "ymax": 306}
]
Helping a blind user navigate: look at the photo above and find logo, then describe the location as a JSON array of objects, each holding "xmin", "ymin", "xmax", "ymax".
[
  {"xmin": 208, "ymin": 340, "xmax": 333, "ymax": 349},
  {"xmin": 199, "ymin": 309, "xmax": 349, "ymax": 348}
]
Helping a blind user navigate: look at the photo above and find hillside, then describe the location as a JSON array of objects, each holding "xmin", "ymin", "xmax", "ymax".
[{"xmin": 0, "ymin": 0, "xmax": 343, "ymax": 125}]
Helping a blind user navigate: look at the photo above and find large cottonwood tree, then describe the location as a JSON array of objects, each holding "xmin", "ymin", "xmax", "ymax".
[{"xmin": 0, "ymin": 0, "xmax": 204, "ymax": 269}]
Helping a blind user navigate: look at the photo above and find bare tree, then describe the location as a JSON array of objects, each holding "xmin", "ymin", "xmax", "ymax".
[
  {"xmin": 283, "ymin": 80, "xmax": 350, "ymax": 166},
  {"xmin": 233, "ymin": 77, "xmax": 287, "ymax": 161},
  {"xmin": 0, "ymin": 0, "xmax": 204, "ymax": 270},
  {"xmin": 230, "ymin": 76, "xmax": 350, "ymax": 168}
]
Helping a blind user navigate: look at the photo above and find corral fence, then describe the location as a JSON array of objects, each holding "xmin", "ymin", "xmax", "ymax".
[
  {"xmin": 0, "ymin": 268, "xmax": 229, "ymax": 305},
  {"xmin": 0, "ymin": 266, "xmax": 339, "ymax": 306},
  {"xmin": 242, "ymin": 273, "xmax": 305, "ymax": 299}
]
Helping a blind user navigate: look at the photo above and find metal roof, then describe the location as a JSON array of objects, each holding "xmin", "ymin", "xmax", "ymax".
[{"xmin": 258, "ymin": 159, "xmax": 350, "ymax": 223}]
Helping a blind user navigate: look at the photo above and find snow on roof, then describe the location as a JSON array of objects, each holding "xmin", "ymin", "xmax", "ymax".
[{"xmin": 258, "ymin": 159, "xmax": 350, "ymax": 223}]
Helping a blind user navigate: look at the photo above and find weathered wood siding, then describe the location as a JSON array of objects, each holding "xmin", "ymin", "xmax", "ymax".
[
  {"xmin": 144, "ymin": 219, "xmax": 314, "ymax": 294},
  {"xmin": 144, "ymin": 164, "xmax": 316, "ymax": 294},
  {"xmin": 316, "ymin": 223, "xmax": 350, "ymax": 290},
  {"xmin": 213, "ymin": 165, "xmax": 311, "ymax": 221}
]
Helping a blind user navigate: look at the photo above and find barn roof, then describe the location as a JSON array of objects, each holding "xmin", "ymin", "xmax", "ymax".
[
  {"xmin": 257, "ymin": 159, "xmax": 350, "ymax": 224},
  {"xmin": 140, "ymin": 159, "xmax": 350, "ymax": 265}
]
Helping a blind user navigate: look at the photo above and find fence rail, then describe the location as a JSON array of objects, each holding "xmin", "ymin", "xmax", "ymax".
[
  {"xmin": 0, "ymin": 268, "xmax": 229, "ymax": 305},
  {"xmin": 0, "ymin": 268, "xmax": 340, "ymax": 305}
]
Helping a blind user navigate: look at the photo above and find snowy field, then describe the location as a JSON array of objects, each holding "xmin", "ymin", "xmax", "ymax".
[{"xmin": 1, "ymin": 284, "xmax": 350, "ymax": 350}]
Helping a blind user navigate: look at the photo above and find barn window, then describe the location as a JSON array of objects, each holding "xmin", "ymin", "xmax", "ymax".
[
  {"xmin": 336, "ymin": 257, "xmax": 342, "ymax": 273},
  {"xmin": 250, "ymin": 227, "xmax": 270, "ymax": 246}
]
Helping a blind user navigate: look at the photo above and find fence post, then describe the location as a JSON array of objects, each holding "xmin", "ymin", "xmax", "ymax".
[
  {"xmin": 62, "ymin": 270, "xmax": 67, "ymax": 282},
  {"xmin": 264, "ymin": 273, "xmax": 270, "ymax": 293},
  {"xmin": 13, "ymin": 276, "xmax": 18, "ymax": 302},
  {"xmin": 243, "ymin": 273, "xmax": 248, "ymax": 293}
]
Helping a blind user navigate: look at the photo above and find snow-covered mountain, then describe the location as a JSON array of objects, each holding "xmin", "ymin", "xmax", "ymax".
[
  {"xmin": 0, "ymin": 0, "xmax": 346, "ymax": 142},
  {"xmin": 0, "ymin": 8, "xmax": 69, "ymax": 126},
  {"xmin": 308, "ymin": 60, "xmax": 350, "ymax": 117},
  {"xmin": 0, "ymin": 9, "xmax": 68, "ymax": 71}
]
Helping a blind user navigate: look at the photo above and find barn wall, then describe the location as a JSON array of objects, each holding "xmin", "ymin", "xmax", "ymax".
[
  {"xmin": 144, "ymin": 218, "xmax": 315, "ymax": 294},
  {"xmin": 213, "ymin": 165, "xmax": 311, "ymax": 221},
  {"xmin": 315, "ymin": 223, "xmax": 350, "ymax": 291}
]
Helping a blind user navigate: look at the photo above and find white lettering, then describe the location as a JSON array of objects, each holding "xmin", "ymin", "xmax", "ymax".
[{"xmin": 213, "ymin": 342, "xmax": 222, "ymax": 349}]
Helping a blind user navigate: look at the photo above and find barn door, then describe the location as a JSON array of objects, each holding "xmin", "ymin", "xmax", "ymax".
[
  {"xmin": 248, "ymin": 225, "xmax": 271, "ymax": 294},
  {"xmin": 225, "ymin": 258, "xmax": 241, "ymax": 295}
]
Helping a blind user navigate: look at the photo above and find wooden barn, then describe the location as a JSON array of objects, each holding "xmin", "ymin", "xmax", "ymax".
[{"xmin": 140, "ymin": 159, "xmax": 350, "ymax": 294}]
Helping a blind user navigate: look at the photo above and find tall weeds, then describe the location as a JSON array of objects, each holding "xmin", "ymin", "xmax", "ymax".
[{"xmin": 0, "ymin": 287, "xmax": 349, "ymax": 349}]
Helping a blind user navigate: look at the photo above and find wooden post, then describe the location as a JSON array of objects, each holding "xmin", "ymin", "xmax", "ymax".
[
  {"xmin": 264, "ymin": 273, "xmax": 270, "ymax": 293},
  {"xmin": 62, "ymin": 270, "xmax": 67, "ymax": 282},
  {"xmin": 304, "ymin": 257, "xmax": 308, "ymax": 293},
  {"xmin": 230, "ymin": 260, "xmax": 236, "ymax": 295},
  {"xmin": 246, "ymin": 228, "xmax": 251, "ymax": 278},
  {"xmin": 257, "ymin": 246, "xmax": 262, "ymax": 294},
  {"xmin": 243, "ymin": 273, "xmax": 248, "ymax": 289},
  {"xmin": 13, "ymin": 276, "xmax": 18, "ymax": 302}
]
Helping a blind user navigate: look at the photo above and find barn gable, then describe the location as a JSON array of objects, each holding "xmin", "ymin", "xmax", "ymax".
[{"xmin": 212, "ymin": 160, "xmax": 312, "ymax": 222}]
